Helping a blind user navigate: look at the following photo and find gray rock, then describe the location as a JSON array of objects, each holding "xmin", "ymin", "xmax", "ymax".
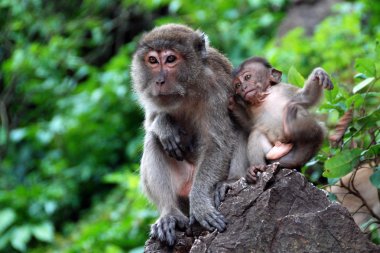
[{"xmin": 144, "ymin": 164, "xmax": 380, "ymax": 253}]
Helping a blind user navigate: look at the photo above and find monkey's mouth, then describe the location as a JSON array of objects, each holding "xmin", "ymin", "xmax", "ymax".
[
  {"xmin": 154, "ymin": 93, "xmax": 183, "ymax": 105},
  {"xmin": 243, "ymin": 89, "xmax": 258, "ymax": 99}
]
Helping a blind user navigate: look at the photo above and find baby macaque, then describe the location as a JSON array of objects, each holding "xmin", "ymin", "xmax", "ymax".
[{"xmin": 229, "ymin": 57, "xmax": 333, "ymax": 183}]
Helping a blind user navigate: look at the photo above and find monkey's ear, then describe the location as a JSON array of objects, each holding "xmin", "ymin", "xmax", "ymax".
[
  {"xmin": 270, "ymin": 68, "xmax": 282, "ymax": 84},
  {"xmin": 194, "ymin": 30, "xmax": 209, "ymax": 60}
]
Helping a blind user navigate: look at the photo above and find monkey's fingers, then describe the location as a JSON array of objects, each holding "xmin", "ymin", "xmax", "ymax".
[
  {"xmin": 205, "ymin": 211, "xmax": 227, "ymax": 232},
  {"xmin": 246, "ymin": 169, "xmax": 258, "ymax": 184},
  {"xmin": 165, "ymin": 138, "xmax": 185, "ymax": 161},
  {"xmin": 190, "ymin": 209, "xmax": 227, "ymax": 232},
  {"xmin": 150, "ymin": 223, "xmax": 159, "ymax": 238},
  {"xmin": 214, "ymin": 182, "xmax": 231, "ymax": 207},
  {"xmin": 324, "ymin": 77, "xmax": 334, "ymax": 90},
  {"xmin": 246, "ymin": 165, "xmax": 266, "ymax": 184},
  {"xmin": 162, "ymin": 217, "xmax": 176, "ymax": 246}
]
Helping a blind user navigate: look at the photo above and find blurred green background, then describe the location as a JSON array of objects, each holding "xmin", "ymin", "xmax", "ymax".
[{"xmin": 0, "ymin": 0, "xmax": 379, "ymax": 252}]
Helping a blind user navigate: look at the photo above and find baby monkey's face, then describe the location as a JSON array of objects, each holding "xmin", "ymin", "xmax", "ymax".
[{"xmin": 233, "ymin": 62, "xmax": 272, "ymax": 104}]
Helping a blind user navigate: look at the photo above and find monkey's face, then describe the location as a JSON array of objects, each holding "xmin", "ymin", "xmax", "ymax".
[
  {"xmin": 132, "ymin": 48, "xmax": 192, "ymax": 109},
  {"xmin": 144, "ymin": 49, "xmax": 184, "ymax": 95},
  {"xmin": 131, "ymin": 24, "xmax": 209, "ymax": 111},
  {"xmin": 233, "ymin": 62, "xmax": 271, "ymax": 105}
]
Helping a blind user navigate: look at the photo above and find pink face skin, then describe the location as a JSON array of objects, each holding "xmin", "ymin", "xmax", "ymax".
[{"xmin": 144, "ymin": 49, "xmax": 183, "ymax": 95}]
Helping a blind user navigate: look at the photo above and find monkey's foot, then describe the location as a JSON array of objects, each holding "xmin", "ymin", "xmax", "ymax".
[
  {"xmin": 150, "ymin": 213, "xmax": 189, "ymax": 246},
  {"xmin": 190, "ymin": 206, "xmax": 227, "ymax": 233},
  {"xmin": 266, "ymin": 141, "xmax": 293, "ymax": 160},
  {"xmin": 246, "ymin": 165, "xmax": 267, "ymax": 184}
]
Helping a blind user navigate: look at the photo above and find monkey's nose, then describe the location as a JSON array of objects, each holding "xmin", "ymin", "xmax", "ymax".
[{"xmin": 156, "ymin": 79, "xmax": 165, "ymax": 86}]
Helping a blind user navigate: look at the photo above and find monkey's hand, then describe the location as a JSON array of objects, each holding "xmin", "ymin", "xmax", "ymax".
[
  {"xmin": 157, "ymin": 125, "xmax": 191, "ymax": 161},
  {"xmin": 189, "ymin": 194, "xmax": 227, "ymax": 233},
  {"xmin": 150, "ymin": 212, "xmax": 189, "ymax": 246},
  {"xmin": 246, "ymin": 165, "xmax": 266, "ymax": 184},
  {"xmin": 214, "ymin": 180, "xmax": 234, "ymax": 208},
  {"xmin": 228, "ymin": 95, "xmax": 237, "ymax": 111},
  {"xmin": 313, "ymin": 68, "xmax": 334, "ymax": 90}
]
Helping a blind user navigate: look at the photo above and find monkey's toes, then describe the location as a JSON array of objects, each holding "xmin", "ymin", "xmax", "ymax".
[
  {"xmin": 150, "ymin": 214, "xmax": 189, "ymax": 246},
  {"xmin": 190, "ymin": 209, "xmax": 227, "ymax": 232}
]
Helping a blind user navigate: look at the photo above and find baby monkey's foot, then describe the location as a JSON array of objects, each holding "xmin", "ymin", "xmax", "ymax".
[
  {"xmin": 266, "ymin": 141, "xmax": 293, "ymax": 160},
  {"xmin": 246, "ymin": 165, "xmax": 267, "ymax": 184}
]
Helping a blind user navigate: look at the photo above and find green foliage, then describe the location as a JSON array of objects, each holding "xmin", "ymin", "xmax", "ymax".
[
  {"xmin": 287, "ymin": 67, "xmax": 305, "ymax": 88},
  {"xmin": 323, "ymin": 149, "xmax": 362, "ymax": 178},
  {"xmin": 0, "ymin": 0, "xmax": 379, "ymax": 252}
]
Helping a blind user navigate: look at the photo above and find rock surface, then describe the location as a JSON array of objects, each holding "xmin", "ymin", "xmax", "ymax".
[{"xmin": 144, "ymin": 165, "xmax": 380, "ymax": 253}]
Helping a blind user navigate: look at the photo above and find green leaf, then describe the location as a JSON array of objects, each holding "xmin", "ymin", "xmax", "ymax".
[
  {"xmin": 355, "ymin": 58, "xmax": 376, "ymax": 77},
  {"xmin": 287, "ymin": 66, "xmax": 305, "ymax": 87},
  {"xmin": 353, "ymin": 77, "xmax": 375, "ymax": 93},
  {"xmin": 0, "ymin": 208, "xmax": 16, "ymax": 234},
  {"xmin": 345, "ymin": 93, "xmax": 364, "ymax": 108},
  {"xmin": 11, "ymin": 226, "xmax": 31, "ymax": 252},
  {"xmin": 357, "ymin": 109, "xmax": 380, "ymax": 127},
  {"xmin": 370, "ymin": 167, "xmax": 380, "ymax": 189},
  {"xmin": 31, "ymin": 222, "xmax": 54, "ymax": 242},
  {"xmin": 323, "ymin": 149, "xmax": 362, "ymax": 178},
  {"xmin": 363, "ymin": 144, "xmax": 380, "ymax": 157},
  {"xmin": 0, "ymin": 231, "xmax": 11, "ymax": 250},
  {"xmin": 354, "ymin": 73, "xmax": 367, "ymax": 79}
]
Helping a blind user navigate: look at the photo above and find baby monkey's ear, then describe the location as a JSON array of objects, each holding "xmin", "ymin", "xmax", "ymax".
[{"xmin": 270, "ymin": 68, "xmax": 282, "ymax": 85}]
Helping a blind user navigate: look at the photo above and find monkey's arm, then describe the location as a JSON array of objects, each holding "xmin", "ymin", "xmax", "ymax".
[
  {"xmin": 292, "ymin": 67, "xmax": 333, "ymax": 108},
  {"xmin": 228, "ymin": 95, "xmax": 252, "ymax": 132},
  {"xmin": 149, "ymin": 113, "xmax": 191, "ymax": 161},
  {"xmin": 189, "ymin": 115, "xmax": 235, "ymax": 232},
  {"xmin": 140, "ymin": 132, "xmax": 190, "ymax": 245}
]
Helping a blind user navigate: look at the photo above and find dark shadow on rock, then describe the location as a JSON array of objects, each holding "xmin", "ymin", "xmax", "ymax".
[{"xmin": 144, "ymin": 164, "xmax": 380, "ymax": 253}]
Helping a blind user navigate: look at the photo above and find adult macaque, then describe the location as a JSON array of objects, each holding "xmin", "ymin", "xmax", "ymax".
[
  {"xmin": 229, "ymin": 57, "xmax": 333, "ymax": 183},
  {"xmin": 131, "ymin": 24, "xmax": 247, "ymax": 245}
]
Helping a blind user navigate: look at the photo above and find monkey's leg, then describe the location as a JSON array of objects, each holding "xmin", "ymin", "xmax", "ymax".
[
  {"xmin": 265, "ymin": 141, "xmax": 293, "ymax": 160},
  {"xmin": 247, "ymin": 129, "xmax": 272, "ymax": 166},
  {"xmin": 189, "ymin": 142, "xmax": 234, "ymax": 233},
  {"xmin": 278, "ymin": 103, "xmax": 324, "ymax": 169},
  {"xmin": 246, "ymin": 130, "xmax": 273, "ymax": 183},
  {"xmin": 275, "ymin": 142, "xmax": 320, "ymax": 169},
  {"xmin": 141, "ymin": 132, "xmax": 190, "ymax": 246}
]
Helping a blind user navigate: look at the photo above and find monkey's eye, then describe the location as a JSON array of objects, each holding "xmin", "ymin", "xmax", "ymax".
[
  {"xmin": 234, "ymin": 83, "xmax": 241, "ymax": 89},
  {"xmin": 148, "ymin": 56, "xmax": 158, "ymax": 64},
  {"xmin": 244, "ymin": 74, "xmax": 251, "ymax": 81},
  {"xmin": 166, "ymin": 55, "xmax": 177, "ymax": 63}
]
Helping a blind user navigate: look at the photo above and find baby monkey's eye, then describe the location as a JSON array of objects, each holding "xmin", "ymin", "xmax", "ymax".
[
  {"xmin": 166, "ymin": 55, "xmax": 177, "ymax": 63},
  {"xmin": 244, "ymin": 74, "xmax": 251, "ymax": 81},
  {"xmin": 235, "ymin": 83, "xmax": 241, "ymax": 89},
  {"xmin": 148, "ymin": 56, "xmax": 159, "ymax": 64}
]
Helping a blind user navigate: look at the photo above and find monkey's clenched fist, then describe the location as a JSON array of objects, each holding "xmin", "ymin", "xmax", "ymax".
[{"xmin": 131, "ymin": 24, "xmax": 242, "ymax": 245}]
